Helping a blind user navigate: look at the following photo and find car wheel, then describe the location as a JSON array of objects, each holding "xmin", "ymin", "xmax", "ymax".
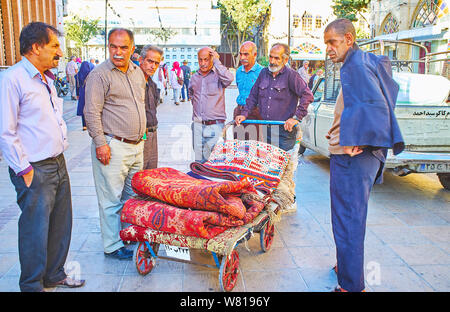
[{"xmin": 437, "ymin": 173, "xmax": 450, "ymax": 191}]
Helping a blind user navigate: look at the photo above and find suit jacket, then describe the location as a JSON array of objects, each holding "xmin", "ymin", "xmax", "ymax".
[{"xmin": 340, "ymin": 46, "xmax": 404, "ymax": 156}]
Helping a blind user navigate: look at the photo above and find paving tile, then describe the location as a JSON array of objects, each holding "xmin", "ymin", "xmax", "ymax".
[
  {"xmin": 411, "ymin": 265, "xmax": 450, "ymax": 291},
  {"xmin": 242, "ymin": 269, "xmax": 308, "ymax": 292},
  {"xmin": 366, "ymin": 265, "xmax": 434, "ymax": 292},
  {"xmin": 389, "ymin": 244, "xmax": 450, "ymax": 266},
  {"xmin": 121, "ymin": 273, "xmax": 183, "ymax": 292}
]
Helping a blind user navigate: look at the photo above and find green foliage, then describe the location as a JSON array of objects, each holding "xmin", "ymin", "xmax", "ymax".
[
  {"xmin": 147, "ymin": 28, "xmax": 178, "ymax": 45},
  {"xmin": 331, "ymin": 0, "xmax": 370, "ymax": 22},
  {"xmin": 257, "ymin": 56, "xmax": 269, "ymax": 67},
  {"xmin": 64, "ymin": 15, "xmax": 100, "ymax": 49}
]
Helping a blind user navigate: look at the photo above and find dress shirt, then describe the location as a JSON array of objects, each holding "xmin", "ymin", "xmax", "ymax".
[
  {"xmin": 188, "ymin": 58, "xmax": 234, "ymax": 121},
  {"xmin": 241, "ymin": 66, "xmax": 314, "ymax": 121},
  {"xmin": 236, "ymin": 62, "xmax": 263, "ymax": 106},
  {"xmin": 84, "ymin": 59, "xmax": 147, "ymax": 147},
  {"xmin": 145, "ymin": 77, "xmax": 160, "ymax": 128},
  {"xmin": 0, "ymin": 57, "xmax": 68, "ymax": 175}
]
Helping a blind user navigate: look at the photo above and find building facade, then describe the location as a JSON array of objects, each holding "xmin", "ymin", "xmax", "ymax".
[
  {"xmin": 370, "ymin": 0, "xmax": 449, "ymax": 76},
  {"xmin": 0, "ymin": 0, "xmax": 65, "ymax": 68},
  {"xmin": 67, "ymin": 0, "xmax": 221, "ymax": 70}
]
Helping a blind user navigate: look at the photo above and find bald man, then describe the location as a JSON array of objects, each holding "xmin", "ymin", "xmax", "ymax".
[
  {"xmin": 188, "ymin": 47, "xmax": 234, "ymax": 162},
  {"xmin": 233, "ymin": 41, "xmax": 263, "ymax": 141}
]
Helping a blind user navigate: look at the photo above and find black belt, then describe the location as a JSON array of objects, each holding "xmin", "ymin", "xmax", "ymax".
[
  {"xmin": 104, "ymin": 133, "xmax": 143, "ymax": 145},
  {"xmin": 147, "ymin": 126, "xmax": 157, "ymax": 133},
  {"xmin": 201, "ymin": 119, "xmax": 225, "ymax": 126}
]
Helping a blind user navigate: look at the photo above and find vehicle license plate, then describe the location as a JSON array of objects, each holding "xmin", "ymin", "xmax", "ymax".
[
  {"xmin": 419, "ymin": 163, "xmax": 450, "ymax": 172},
  {"xmin": 163, "ymin": 244, "xmax": 190, "ymax": 261}
]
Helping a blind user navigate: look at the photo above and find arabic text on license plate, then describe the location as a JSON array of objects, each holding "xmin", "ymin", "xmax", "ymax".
[
  {"xmin": 163, "ymin": 244, "xmax": 190, "ymax": 261},
  {"xmin": 419, "ymin": 163, "xmax": 450, "ymax": 172}
]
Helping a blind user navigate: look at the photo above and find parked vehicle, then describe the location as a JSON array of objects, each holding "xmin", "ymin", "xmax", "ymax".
[
  {"xmin": 54, "ymin": 72, "xmax": 69, "ymax": 97},
  {"xmin": 299, "ymin": 40, "xmax": 450, "ymax": 190}
]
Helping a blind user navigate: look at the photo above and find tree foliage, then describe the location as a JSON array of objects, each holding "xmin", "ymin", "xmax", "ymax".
[
  {"xmin": 64, "ymin": 15, "xmax": 100, "ymax": 49},
  {"xmin": 218, "ymin": 0, "xmax": 270, "ymax": 67},
  {"xmin": 147, "ymin": 28, "xmax": 178, "ymax": 45},
  {"xmin": 331, "ymin": 0, "xmax": 370, "ymax": 22}
]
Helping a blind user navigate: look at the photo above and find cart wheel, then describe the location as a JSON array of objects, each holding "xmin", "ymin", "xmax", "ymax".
[
  {"xmin": 219, "ymin": 250, "xmax": 240, "ymax": 292},
  {"xmin": 133, "ymin": 242, "xmax": 159, "ymax": 275},
  {"xmin": 260, "ymin": 219, "xmax": 275, "ymax": 252}
]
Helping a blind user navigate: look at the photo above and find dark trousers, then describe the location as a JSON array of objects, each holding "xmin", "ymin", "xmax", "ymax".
[
  {"xmin": 266, "ymin": 125, "xmax": 297, "ymax": 151},
  {"xmin": 330, "ymin": 149, "xmax": 381, "ymax": 291},
  {"xmin": 9, "ymin": 154, "xmax": 72, "ymax": 292},
  {"xmin": 181, "ymin": 79, "xmax": 190, "ymax": 100},
  {"xmin": 143, "ymin": 130, "xmax": 158, "ymax": 170}
]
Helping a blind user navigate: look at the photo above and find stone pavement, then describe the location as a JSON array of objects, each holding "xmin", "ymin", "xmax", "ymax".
[{"xmin": 0, "ymin": 87, "xmax": 449, "ymax": 292}]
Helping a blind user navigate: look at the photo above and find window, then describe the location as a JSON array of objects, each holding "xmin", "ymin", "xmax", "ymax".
[
  {"xmin": 181, "ymin": 55, "xmax": 185, "ymax": 59},
  {"xmin": 302, "ymin": 12, "xmax": 313, "ymax": 31},
  {"xmin": 180, "ymin": 48, "xmax": 185, "ymax": 52},
  {"xmin": 412, "ymin": 0, "xmax": 441, "ymax": 28},
  {"xmin": 382, "ymin": 14, "xmax": 399, "ymax": 34},
  {"xmin": 172, "ymin": 48, "xmax": 177, "ymax": 52},
  {"xmin": 173, "ymin": 55, "xmax": 177, "ymax": 59},
  {"xmin": 187, "ymin": 48, "xmax": 192, "ymax": 52},
  {"xmin": 166, "ymin": 55, "xmax": 170, "ymax": 59},
  {"xmin": 187, "ymin": 55, "xmax": 192, "ymax": 59},
  {"xmin": 293, "ymin": 14, "xmax": 300, "ymax": 28},
  {"xmin": 315, "ymin": 16, "xmax": 322, "ymax": 29}
]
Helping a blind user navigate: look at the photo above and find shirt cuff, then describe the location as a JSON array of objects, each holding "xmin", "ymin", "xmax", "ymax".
[
  {"xmin": 17, "ymin": 165, "xmax": 33, "ymax": 177},
  {"xmin": 93, "ymin": 134, "xmax": 107, "ymax": 148}
]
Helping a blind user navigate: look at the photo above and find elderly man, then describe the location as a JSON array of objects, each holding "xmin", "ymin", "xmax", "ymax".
[
  {"xmin": 0, "ymin": 22, "xmax": 85, "ymax": 292},
  {"xmin": 84, "ymin": 28, "xmax": 147, "ymax": 260},
  {"xmin": 235, "ymin": 43, "xmax": 314, "ymax": 151},
  {"xmin": 233, "ymin": 41, "xmax": 264, "ymax": 141},
  {"xmin": 324, "ymin": 19, "xmax": 404, "ymax": 292},
  {"xmin": 189, "ymin": 47, "xmax": 234, "ymax": 162},
  {"xmin": 139, "ymin": 45, "xmax": 163, "ymax": 169},
  {"xmin": 66, "ymin": 55, "xmax": 78, "ymax": 100},
  {"xmin": 297, "ymin": 60, "xmax": 310, "ymax": 84}
]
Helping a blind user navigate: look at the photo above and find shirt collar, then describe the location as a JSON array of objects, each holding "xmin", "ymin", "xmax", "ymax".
[
  {"xmin": 265, "ymin": 64, "xmax": 287, "ymax": 77},
  {"xmin": 21, "ymin": 57, "xmax": 56, "ymax": 81},
  {"xmin": 106, "ymin": 58, "xmax": 137, "ymax": 73},
  {"xmin": 240, "ymin": 62, "xmax": 261, "ymax": 73}
]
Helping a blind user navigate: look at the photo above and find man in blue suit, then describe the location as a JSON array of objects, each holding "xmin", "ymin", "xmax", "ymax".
[{"xmin": 324, "ymin": 19, "xmax": 404, "ymax": 292}]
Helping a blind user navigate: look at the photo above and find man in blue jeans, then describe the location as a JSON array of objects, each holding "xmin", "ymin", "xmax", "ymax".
[
  {"xmin": 324, "ymin": 19, "xmax": 404, "ymax": 292},
  {"xmin": 180, "ymin": 60, "xmax": 191, "ymax": 102},
  {"xmin": 0, "ymin": 22, "xmax": 85, "ymax": 292}
]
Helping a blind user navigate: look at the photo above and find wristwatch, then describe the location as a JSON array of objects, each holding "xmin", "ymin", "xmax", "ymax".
[{"xmin": 292, "ymin": 115, "xmax": 300, "ymax": 121}]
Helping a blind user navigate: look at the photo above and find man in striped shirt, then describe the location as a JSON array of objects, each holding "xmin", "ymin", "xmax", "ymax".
[{"xmin": 84, "ymin": 28, "xmax": 147, "ymax": 260}]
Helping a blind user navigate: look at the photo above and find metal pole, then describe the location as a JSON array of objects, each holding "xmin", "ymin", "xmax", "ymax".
[
  {"xmin": 287, "ymin": 0, "xmax": 291, "ymax": 48},
  {"xmin": 104, "ymin": 0, "xmax": 108, "ymax": 59}
]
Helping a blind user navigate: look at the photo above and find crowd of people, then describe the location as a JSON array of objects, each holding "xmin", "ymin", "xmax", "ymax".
[{"xmin": 0, "ymin": 18, "xmax": 404, "ymax": 293}]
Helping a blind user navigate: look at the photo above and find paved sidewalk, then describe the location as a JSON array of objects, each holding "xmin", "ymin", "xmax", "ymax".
[{"xmin": 0, "ymin": 89, "xmax": 449, "ymax": 292}]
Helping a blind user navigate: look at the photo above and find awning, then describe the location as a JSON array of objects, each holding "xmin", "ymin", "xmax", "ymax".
[{"xmin": 374, "ymin": 24, "xmax": 448, "ymax": 41}]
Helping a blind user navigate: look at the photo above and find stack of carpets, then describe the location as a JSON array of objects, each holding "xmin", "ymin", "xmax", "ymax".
[
  {"xmin": 190, "ymin": 139, "xmax": 290, "ymax": 190},
  {"xmin": 120, "ymin": 167, "xmax": 265, "ymax": 240}
]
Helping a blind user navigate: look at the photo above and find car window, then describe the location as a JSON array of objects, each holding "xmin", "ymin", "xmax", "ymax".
[
  {"xmin": 324, "ymin": 60, "xmax": 341, "ymax": 102},
  {"xmin": 313, "ymin": 79, "xmax": 325, "ymax": 102}
]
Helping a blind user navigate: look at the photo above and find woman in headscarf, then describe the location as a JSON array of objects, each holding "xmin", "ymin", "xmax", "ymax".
[
  {"xmin": 75, "ymin": 61, "xmax": 94, "ymax": 130},
  {"xmin": 169, "ymin": 61, "xmax": 184, "ymax": 105}
]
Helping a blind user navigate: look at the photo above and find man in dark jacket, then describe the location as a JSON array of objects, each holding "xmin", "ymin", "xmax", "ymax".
[
  {"xmin": 139, "ymin": 45, "xmax": 163, "ymax": 169},
  {"xmin": 324, "ymin": 18, "xmax": 404, "ymax": 292},
  {"xmin": 180, "ymin": 60, "xmax": 191, "ymax": 102}
]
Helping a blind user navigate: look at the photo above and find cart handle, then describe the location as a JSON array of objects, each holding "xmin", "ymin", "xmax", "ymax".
[{"xmin": 221, "ymin": 120, "xmax": 302, "ymax": 143}]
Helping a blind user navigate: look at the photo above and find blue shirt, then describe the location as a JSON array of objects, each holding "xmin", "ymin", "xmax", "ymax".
[
  {"xmin": 0, "ymin": 57, "xmax": 68, "ymax": 175},
  {"xmin": 236, "ymin": 62, "xmax": 263, "ymax": 106}
]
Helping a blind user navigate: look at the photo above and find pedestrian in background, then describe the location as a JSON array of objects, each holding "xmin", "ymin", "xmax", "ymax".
[
  {"xmin": 297, "ymin": 60, "xmax": 310, "ymax": 84},
  {"xmin": 180, "ymin": 60, "xmax": 191, "ymax": 102},
  {"xmin": 152, "ymin": 64, "xmax": 166, "ymax": 104},
  {"xmin": 0, "ymin": 21, "xmax": 85, "ymax": 292},
  {"xmin": 233, "ymin": 41, "xmax": 263, "ymax": 141},
  {"xmin": 66, "ymin": 55, "xmax": 78, "ymax": 100},
  {"xmin": 170, "ymin": 61, "xmax": 183, "ymax": 105},
  {"xmin": 323, "ymin": 18, "xmax": 404, "ymax": 292},
  {"xmin": 139, "ymin": 45, "xmax": 163, "ymax": 170},
  {"xmin": 75, "ymin": 61, "xmax": 94, "ymax": 130},
  {"xmin": 308, "ymin": 68, "xmax": 324, "ymax": 90},
  {"xmin": 84, "ymin": 28, "xmax": 147, "ymax": 260},
  {"xmin": 189, "ymin": 47, "xmax": 234, "ymax": 162}
]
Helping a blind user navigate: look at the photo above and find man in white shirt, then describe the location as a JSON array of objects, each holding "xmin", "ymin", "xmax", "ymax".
[
  {"xmin": 0, "ymin": 22, "xmax": 85, "ymax": 292},
  {"xmin": 65, "ymin": 55, "xmax": 78, "ymax": 100}
]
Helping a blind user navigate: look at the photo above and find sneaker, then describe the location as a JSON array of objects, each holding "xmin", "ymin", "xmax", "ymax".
[{"xmin": 104, "ymin": 247, "xmax": 133, "ymax": 260}]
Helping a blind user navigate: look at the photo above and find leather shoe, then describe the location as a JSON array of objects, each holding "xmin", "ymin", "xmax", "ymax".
[
  {"xmin": 44, "ymin": 276, "xmax": 85, "ymax": 288},
  {"xmin": 104, "ymin": 247, "xmax": 133, "ymax": 260}
]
